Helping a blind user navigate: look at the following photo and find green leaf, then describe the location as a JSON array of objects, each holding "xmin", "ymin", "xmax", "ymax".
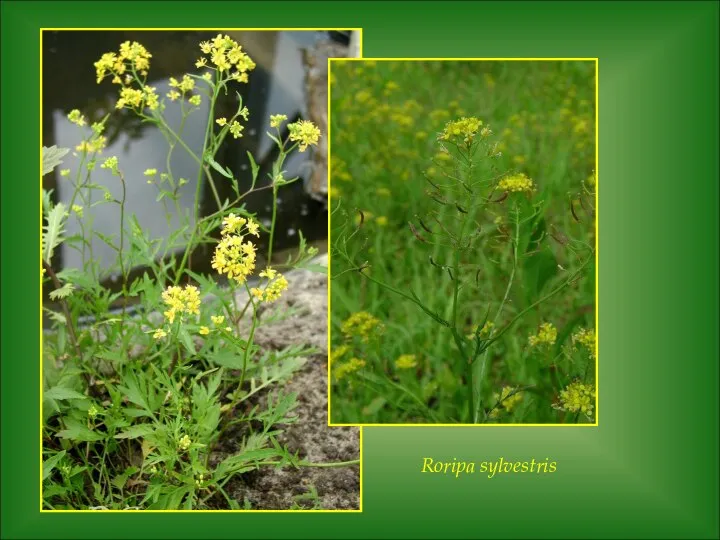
[
  {"xmin": 111, "ymin": 466, "xmax": 139, "ymax": 490},
  {"xmin": 56, "ymin": 419, "xmax": 104, "ymax": 442},
  {"xmin": 114, "ymin": 425, "xmax": 155, "ymax": 440},
  {"xmin": 178, "ymin": 327, "xmax": 196, "ymax": 356},
  {"xmin": 523, "ymin": 249, "xmax": 558, "ymax": 303},
  {"xmin": 44, "ymin": 387, "xmax": 86, "ymax": 401},
  {"xmin": 42, "ymin": 145, "xmax": 70, "ymax": 176},
  {"xmin": 43, "ymin": 451, "xmax": 67, "ymax": 480},
  {"xmin": 49, "ymin": 282, "xmax": 75, "ymax": 301},
  {"xmin": 246, "ymin": 152, "xmax": 259, "ymax": 189},
  {"xmin": 42, "ymin": 189, "xmax": 55, "ymax": 218},
  {"xmin": 43, "ymin": 203, "xmax": 67, "ymax": 264},
  {"xmin": 206, "ymin": 155, "xmax": 233, "ymax": 179}
]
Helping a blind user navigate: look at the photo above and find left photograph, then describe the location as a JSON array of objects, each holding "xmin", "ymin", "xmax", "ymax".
[{"xmin": 41, "ymin": 30, "xmax": 361, "ymax": 511}]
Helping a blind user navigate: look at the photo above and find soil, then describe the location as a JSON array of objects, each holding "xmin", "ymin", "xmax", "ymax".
[{"xmin": 218, "ymin": 254, "xmax": 360, "ymax": 510}]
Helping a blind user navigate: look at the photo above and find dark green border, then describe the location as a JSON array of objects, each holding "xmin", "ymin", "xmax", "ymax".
[{"xmin": 2, "ymin": 1, "xmax": 718, "ymax": 538}]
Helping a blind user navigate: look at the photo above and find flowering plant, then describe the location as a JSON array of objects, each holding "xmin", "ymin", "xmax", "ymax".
[{"xmin": 42, "ymin": 35, "xmax": 355, "ymax": 510}]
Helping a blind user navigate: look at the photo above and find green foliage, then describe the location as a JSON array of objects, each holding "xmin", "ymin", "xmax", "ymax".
[
  {"xmin": 330, "ymin": 60, "xmax": 596, "ymax": 424},
  {"xmin": 41, "ymin": 36, "xmax": 355, "ymax": 510}
]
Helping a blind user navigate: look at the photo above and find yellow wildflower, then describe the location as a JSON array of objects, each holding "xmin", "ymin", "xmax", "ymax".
[
  {"xmin": 250, "ymin": 268, "xmax": 288, "ymax": 303},
  {"xmin": 489, "ymin": 386, "xmax": 523, "ymax": 419},
  {"xmin": 341, "ymin": 311, "xmax": 383, "ymax": 342},
  {"xmin": 334, "ymin": 358, "xmax": 366, "ymax": 380},
  {"xmin": 331, "ymin": 345, "xmax": 350, "ymax": 361},
  {"xmin": 153, "ymin": 328, "xmax": 167, "ymax": 339},
  {"xmin": 572, "ymin": 328, "xmax": 596, "ymax": 359},
  {"xmin": 270, "ymin": 114, "xmax": 287, "ymax": 128},
  {"xmin": 161, "ymin": 285, "xmax": 201, "ymax": 324},
  {"xmin": 288, "ymin": 120, "xmax": 321, "ymax": 152},
  {"xmin": 229, "ymin": 121, "xmax": 244, "ymax": 138},
  {"xmin": 216, "ymin": 117, "xmax": 227, "ymax": 126},
  {"xmin": 67, "ymin": 109, "xmax": 86, "ymax": 126},
  {"xmin": 71, "ymin": 205, "xmax": 83, "ymax": 218},
  {"xmin": 178, "ymin": 434, "xmax": 192, "ymax": 451},
  {"xmin": 199, "ymin": 326, "xmax": 210, "ymax": 335},
  {"xmin": 498, "ymin": 173, "xmax": 534, "ymax": 193},
  {"xmin": 438, "ymin": 116, "xmax": 483, "ymax": 144},
  {"xmin": 211, "ymin": 315, "xmax": 225, "ymax": 325},
  {"xmin": 554, "ymin": 381, "xmax": 595, "ymax": 417},
  {"xmin": 211, "ymin": 234, "xmax": 256, "ymax": 284},
  {"xmin": 528, "ymin": 322, "xmax": 557, "ymax": 347},
  {"xmin": 395, "ymin": 354, "xmax": 417, "ymax": 369}
]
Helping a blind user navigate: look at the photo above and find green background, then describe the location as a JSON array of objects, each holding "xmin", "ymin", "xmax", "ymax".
[{"xmin": 2, "ymin": 1, "xmax": 718, "ymax": 538}]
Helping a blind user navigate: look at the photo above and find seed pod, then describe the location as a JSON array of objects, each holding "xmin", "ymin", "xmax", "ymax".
[
  {"xmin": 418, "ymin": 217, "xmax": 434, "ymax": 234},
  {"xmin": 491, "ymin": 191, "xmax": 509, "ymax": 203},
  {"xmin": 570, "ymin": 199, "xmax": 580, "ymax": 222},
  {"xmin": 455, "ymin": 203, "xmax": 468, "ymax": 214},
  {"xmin": 409, "ymin": 222, "xmax": 427, "ymax": 243},
  {"xmin": 358, "ymin": 209, "xmax": 365, "ymax": 227}
]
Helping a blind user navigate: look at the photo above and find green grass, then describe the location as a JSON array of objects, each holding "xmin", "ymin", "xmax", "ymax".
[{"xmin": 329, "ymin": 60, "xmax": 596, "ymax": 424}]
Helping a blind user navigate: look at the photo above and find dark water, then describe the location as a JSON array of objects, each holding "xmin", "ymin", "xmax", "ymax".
[{"xmin": 42, "ymin": 30, "xmax": 344, "ymax": 313}]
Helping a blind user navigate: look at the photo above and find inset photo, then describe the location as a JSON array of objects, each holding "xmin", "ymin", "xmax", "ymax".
[
  {"xmin": 329, "ymin": 59, "xmax": 597, "ymax": 426},
  {"xmin": 41, "ymin": 29, "xmax": 362, "ymax": 511}
]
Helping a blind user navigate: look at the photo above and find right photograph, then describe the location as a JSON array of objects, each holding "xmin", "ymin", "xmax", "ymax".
[{"xmin": 328, "ymin": 59, "xmax": 597, "ymax": 425}]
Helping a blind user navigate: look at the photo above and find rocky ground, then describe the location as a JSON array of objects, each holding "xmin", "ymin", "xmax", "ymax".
[{"xmin": 219, "ymin": 254, "xmax": 360, "ymax": 510}]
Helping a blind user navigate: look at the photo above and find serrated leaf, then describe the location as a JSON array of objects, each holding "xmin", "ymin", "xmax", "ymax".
[
  {"xmin": 43, "ymin": 203, "xmax": 67, "ymax": 264},
  {"xmin": 114, "ymin": 424, "xmax": 155, "ymax": 439},
  {"xmin": 43, "ymin": 145, "xmax": 70, "ymax": 176},
  {"xmin": 44, "ymin": 387, "xmax": 86, "ymax": 401},
  {"xmin": 49, "ymin": 282, "xmax": 75, "ymax": 301},
  {"xmin": 42, "ymin": 189, "xmax": 55, "ymax": 217}
]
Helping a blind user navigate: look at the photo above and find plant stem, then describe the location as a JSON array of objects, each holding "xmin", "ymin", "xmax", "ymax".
[{"xmin": 267, "ymin": 183, "xmax": 279, "ymax": 264}]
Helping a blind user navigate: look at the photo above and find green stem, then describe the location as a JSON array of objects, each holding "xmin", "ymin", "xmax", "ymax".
[{"xmin": 268, "ymin": 184, "xmax": 279, "ymax": 264}]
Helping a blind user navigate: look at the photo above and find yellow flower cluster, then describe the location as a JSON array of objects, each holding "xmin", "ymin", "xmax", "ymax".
[
  {"xmin": 270, "ymin": 114, "xmax": 287, "ymax": 128},
  {"xmin": 197, "ymin": 34, "xmax": 256, "ymax": 80},
  {"xmin": 250, "ymin": 268, "xmax": 289, "ymax": 303},
  {"xmin": 395, "ymin": 354, "xmax": 417, "ymax": 370},
  {"xmin": 489, "ymin": 386, "xmax": 523, "ymax": 419},
  {"xmin": 498, "ymin": 173, "xmax": 535, "ymax": 193},
  {"xmin": 94, "ymin": 41, "xmax": 152, "ymax": 84},
  {"xmin": 178, "ymin": 434, "xmax": 192, "ymax": 451},
  {"xmin": 438, "ymin": 116, "xmax": 483, "ymax": 144},
  {"xmin": 341, "ymin": 311, "xmax": 384, "ymax": 342},
  {"xmin": 67, "ymin": 109, "xmax": 86, "ymax": 126},
  {"xmin": 211, "ymin": 213, "xmax": 260, "ymax": 284},
  {"xmin": 331, "ymin": 344, "xmax": 350, "ymax": 360},
  {"xmin": 555, "ymin": 381, "xmax": 595, "ymax": 417},
  {"xmin": 115, "ymin": 85, "xmax": 159, "ymax": 111},
  {"xmin": 466, "ymin": 321, "xmax": 494, "ymax": 340},
  {"xmin": 161, "ymin": 284, "xmax": 201, "ymax": 324},
  {"xmin": 288, "ymin": 120, "xmax": 321, "ymax": 152},
  {"xmin": 334, "ymin": 357, "xmax": 366, "ymax": 380},
  {"xmin": 572, "ymin": 328, "xmax": 596, "ymax": 359},
  {"xmin": 528, "ymin": 322, "xmax": 557, "ymax": 347}
]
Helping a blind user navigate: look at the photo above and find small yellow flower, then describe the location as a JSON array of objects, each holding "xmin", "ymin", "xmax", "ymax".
[
  {"xmin": 489, "ymin": 386, "xmax": 523, "ymax": 419},
  {"xmin": 554, "ymin": 381, "xmax": 595, "ymax": 418},
  {"xmin": 334, "ymin": 358, "xmax": 366, "ymax": 380},
  {"xmin": 395, "ymin": 354, "xmax": 417, "ymax": 369},
  {"xmin": 211, "ymin": 315, "xmax": 225, "ymax": 325},
  {"xmin": 178, "ymin": 434, "xmax": 192, "ymax": 451},
  {"xmin": 161, "ymin": 285, "xmax": 201, "ymax": 324},
  {"xmin": 572, "ymin": 328, "xmax": 596, "ymax": 359},
  {"xmin": 71, "ymin": 205, "xmax": 84, "ymax": 218},
  {"xmin": 67, "ymin": 109, "xmax": 86, "ymax": 126},
  {"xmin": 498, "ymin": 173, "xmax": 534, "ymax": 193},
  {"xmin": 229, "ymin": 121, "xmax": 244, "ymax": 139},
  {"xmin": 100, "ymin": 156, "xmax": 119, "ymax": 175},
  {"xmin": 341, "ymin": 311, "xmax": 383, "ymax": 342},
  {"xmin": 60, "ymin": 169, "xmax": 70, "ymax": 177},
  {"xmin": 270, "ymin": 114, "xmax": 287, "ymax": 128},
  {"xmin": 528, "ymin": 322, "xmax": 557, "ymax": 347},
  {"xmin": 88, "ymin": 405, "xmax": 99, "ymax": 418},
  {"xmin": 331, "ymin": 345, "xmax": 350, "ymax": 360},
  {"xmin": 167, "ymin": 90, "xmax": 180, "ymax": 101},
  {"xmin": 287, "ymin": 120, "xmax": 321, "ymax": 152},
  {"xmin": 439, "ymin": 116, "xmax": 483, "ymax": 144},
  {"xmin": 216, "ymin": 117, "xmax": 227, "ymax": 126},
  {"xmin": 144, "ymin": 168, "xmax": 157, "ymax": 176},
  {"xmin": 188, "ymin": 95, "xmax": 202, "ymax": 106},
  {"xmin": 250, "ymin": 268, "xmax": 288, "ymax": 303},
  {"xmin": 199, "ymin": 326, "xmax": 210, "ymax": 335},
  {"xmin": 195, "ymin": 57, "xmax": 207, "ymax": 68},
  {"xmin": 153, "ymin": 328, "xmax": 167, "ymax": 340},
  {"xmin": 375, "ymin": 216, "xmax": 388, "ymax": 226}
]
